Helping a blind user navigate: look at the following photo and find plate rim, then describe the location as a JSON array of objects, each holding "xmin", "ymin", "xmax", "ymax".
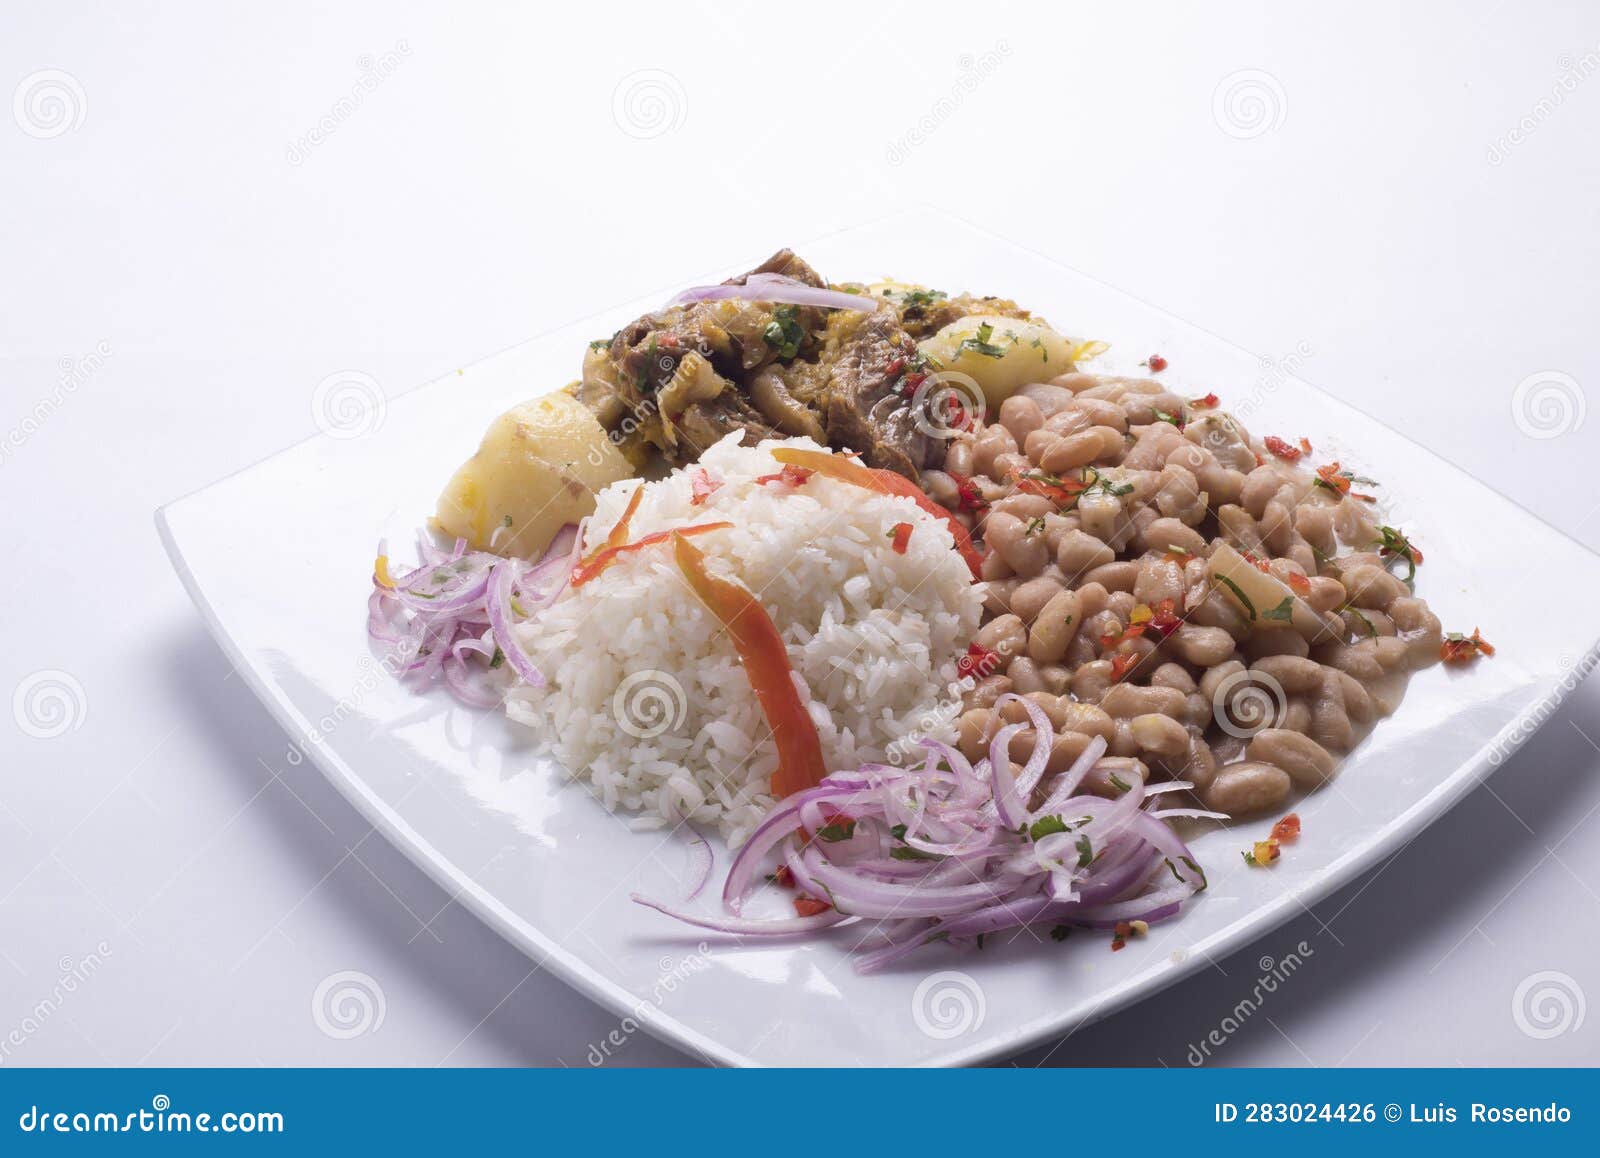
[{"xmin": 155, "ymin": 208, "xmax": 1600, "ymax": 1067}]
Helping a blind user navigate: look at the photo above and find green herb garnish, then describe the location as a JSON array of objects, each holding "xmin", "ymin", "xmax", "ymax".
[
  {"xmin": 955, "ymin": 322, "xmax": 1006, "ymax": 359},
  {"xmin": 763, "ymin": 305, "xmax": 804, "ymax": 360},
  {"xmin": 1029, "ymin": 814, "xmax": 1068, "ymax": 841}
]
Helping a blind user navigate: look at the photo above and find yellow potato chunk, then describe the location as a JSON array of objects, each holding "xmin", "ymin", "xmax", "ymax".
[
  {"xmin": 433, "ymin": 391, "xmax": 633, "ymax": 559},
  {"xmin": 917, "ymin": 315, "xmax": 1074, "ymax": 409}
]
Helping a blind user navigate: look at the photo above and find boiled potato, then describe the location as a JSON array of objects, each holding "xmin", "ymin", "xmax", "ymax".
[
  {"xmin": 433, "ymin": 390, "xmax": 633, "ymax": 558},
  {"xmin": 917, "ymin": 315, "xmax": 1074, "ymax": 409}
]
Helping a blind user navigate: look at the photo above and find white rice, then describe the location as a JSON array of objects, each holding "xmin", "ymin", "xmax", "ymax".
[{"xmin": 505, "ymin": 434, "xmax": 983, "ymax": 845}]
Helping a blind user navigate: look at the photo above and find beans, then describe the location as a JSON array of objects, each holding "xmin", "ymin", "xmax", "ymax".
[
  {"xmin": 971, "ymin": 425, "xmax": 1019, "ymax": 480},
  {"xmin": 974, "ymin": 613, "xmax": 1028, "ymax": 660},
  {"xmin": 941, "ymin": 372, "xmax": 1444, "ymax": 824},
  {"xmin": 966, "ymin": 674, "xmax": 1013, "ymax": 711},
  {"xmin": 1080, "ymin": 757, "xmax": 1148, "ymax": 798},
  {"xmin": 1027, "ymin": 589, "xmax": 1084, "ymax": 664},
  {"xmin": 1249, "ymin": 655, "xmax": 1325, "ymax": 695},
  {"xmin": 1150, "ymin": 662, "xmax": 1197, "ymax": 694},
  {"xmin": 999, "ymin": 395, "xmax": 1044, "ymax": 447},
  {"xmin": 1083, "ymin": 560, "xmax": 1139, "ymax": 592},
  {"xmin": 944, "ymin": 439, "xmax": 975, "ymax": 477},
  {"xmin": 1247, "ymin": 729, "xmax": 1336, "ymax": 787},
  {"xmin": 1130, "ymin": 713, "xmax": 1189, "ymax": 759},
  {"xmin": 1171, "ymin": 624, "xmax": 1236, "ymax": 667},
  {"xmin": 1309, "ymin": 669, "xmax": 1355, "ymax": 752},
  {"xmin": 957, "ymin": 709, "xmax": 992, "ymax": 764},
  {"xmin": 1070, "ymin": 659, "xmax": 1115, "ymax": 702},
  {"xmin": 1017, "ymin": 382, "xmax": 1078, "ymax": 415},
  {"xmin": 1099, "ymin": 683, "xmax": 1188, "ymax": 719},
  {"xmin": 1040, "ymin": 426, "xmax": 1123, "ymax": 473},
  {"xmin": 1010, "ymin": 575, "xmax": 1066, "ymax": 623},
  {"xmin": 1056, "ymin": 530, "xmax": 1115, "ymax": 579},
  {"xmin": 1007, "ymin": 657, "xmax": 1046, "ymax": 694},
  {"xmin": 1143, "ymin": 516, "xmax": 1206, "ymax": 557},
  {"xmin": 985, "ymin": 511, "xmax": 1051, "ymax": 575},
  {"xmin": 1203, "ymin": 761, "xmax": 1292, "ymax": 816}
]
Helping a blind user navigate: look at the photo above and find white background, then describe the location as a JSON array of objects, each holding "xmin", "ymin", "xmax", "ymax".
[{"xmin": 2, "ymin": 1, "xmax": 1597, "ymax": 1066}]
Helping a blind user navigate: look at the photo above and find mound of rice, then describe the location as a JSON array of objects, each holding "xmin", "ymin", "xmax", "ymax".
[{"xmin": 504, "ymin": 434, "xmax": 983, "ymax": 844}]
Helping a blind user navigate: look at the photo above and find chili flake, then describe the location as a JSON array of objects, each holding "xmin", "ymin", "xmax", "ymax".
[
  {"xmin": 1263, "ymin": 435, "xmax": 1303, "ymax": 462},
  {"xmin": 754, "ymin": 463, "xmax": 815, "ymax": 489},
  {"xmin": 1109, "ymin": 652, "xmax": 1141, "ymax": 683},
  {"xmin": 949, "ymin": 471, "xmax": 989, "ymax": 513},
  {"xmin": 957, "ymin": 642, "xmax": 1002, "ymax": 680},
  {"xmin": 1441, "ymin": 627, "xmax": 1494, "ymax": 663},
  {"xmin": 1313, "ymin": 461, "xmax": 1377, "ymax": 502}
]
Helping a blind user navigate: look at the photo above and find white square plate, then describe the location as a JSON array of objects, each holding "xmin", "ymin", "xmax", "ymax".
[{"xmin": 158, "ymin": 209, "xmax": 1600, "ymax": 1066}]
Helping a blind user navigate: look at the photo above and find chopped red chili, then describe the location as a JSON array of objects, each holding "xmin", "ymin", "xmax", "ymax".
[
  {"xmin": 890, "ymin": 522, "xmax": 913, "ymax": 554},
  {"xmin": 1264, "ymin": 435, "xmax": 1303, "ymax": 462},
  {"xmin": 1270, "ymin": 813, "xmax": 1301, "ymax": 844},
  {"xmin": 957, "ymin": 642, "xmax": 1001, "ymax": 680},
  {"xmin": 792, "ymin": 897, "xmax": 832, "ymax": 917},
  {"xmin": 1441, "ymin": 627, "xmax": 1494, "ymax": 663},
  {"xmin": 754, "ymin": 463, "xmax": 815, "ymax": 488},
  {"xmin": 689, "ymin": 468, "xmax": 722, "ymax": 506},
  {"xmin": 1145, "ymin": 354, "xmax": 1168, "ymax": 372},
  {"xmin": 1191, "ymin": 392, "xmax": 1219, "ymax": 408}
]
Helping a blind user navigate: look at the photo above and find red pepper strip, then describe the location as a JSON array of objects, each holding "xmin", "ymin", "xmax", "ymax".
[
  {"xmin": 577, "ymin": 485, "xmax": 645, "ymax": 573},
  {"xmin": 672, "ymin": 532, "xmax": 827, "ymax": 798},
  {"xmin": 890, "ymin": 522, "xmax": 913, "ymax": 554},
  {"xmin": 771, "ymin": 447, "xmax": 984, "ymax": 579},
  {"xmin": 572, "ymin": 520, "xmax": 731, "ymax": 587}
]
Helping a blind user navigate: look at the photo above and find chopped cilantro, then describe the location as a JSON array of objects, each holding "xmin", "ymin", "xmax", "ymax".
[
  {"xmin": 763, "ymin": 305, "xmax": 804, "ymax": 360},
  {"xmin": 1261, "ymin": 595, "xmax": 1295, "ymax": 622},
  {"xmin": 955, "ymin": 322, "xmax": 1007, "ymax": 359},
  {"xmin": 1029, "ymin": 814, "xmax": 1068, "ymax": 841}
]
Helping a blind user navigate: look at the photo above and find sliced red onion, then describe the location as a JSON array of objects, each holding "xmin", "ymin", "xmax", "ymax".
[
  {"xmin": 635, "ymin": 684, "xmax": 1209, "ymax": 971},
  {"xmin": 666, "ymin": 272, "xmax": 879, "ymax": 314},
  {"xmin": 369, "ymin": 526, "xmax": 578, "ymax": 707},
  {"xmin": 683, "ymin": 825, "xmax": 713, "ymax": 902}
]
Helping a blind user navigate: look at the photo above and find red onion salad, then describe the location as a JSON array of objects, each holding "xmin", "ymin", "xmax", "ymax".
[
  {"xmin": 366, "ymin": 525, "xmax": 582, "ymax": 706},
  {"xmin": 633, "ymin": 694, "xmax": 1216, "ymax": 973},
  {"xmin": 666, "ymin": 272, "xmax": 879, "ymax": 314}
]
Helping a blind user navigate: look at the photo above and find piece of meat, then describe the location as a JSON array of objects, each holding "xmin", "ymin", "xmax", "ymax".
[
  {"xmin": 574, "ymin": 249, "xmax": 959, "ymax": 478},
  {"xmin": 823, "ymin": 310, "xmax": 938, "ymax": 478}
]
